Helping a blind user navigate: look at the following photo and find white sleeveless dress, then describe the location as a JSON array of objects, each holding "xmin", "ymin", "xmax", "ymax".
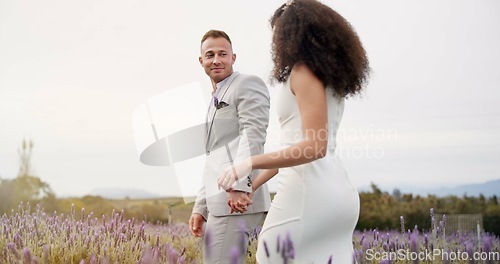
[{"xmin": 256, "ymin": 78, "xmax": 360, "ymax": 263}]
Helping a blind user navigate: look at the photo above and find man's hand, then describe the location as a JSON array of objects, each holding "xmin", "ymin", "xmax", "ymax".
[
  {"xmin": 227, "ymin": 191, "xmax": 253, "ymax": 214},
  {"xmin": 189, "ymin": 213, "xmax": 205, "ymax": 237},
  {"xmin": 218, "ymin": 158, "xmax": 252, "ymax": 190}
]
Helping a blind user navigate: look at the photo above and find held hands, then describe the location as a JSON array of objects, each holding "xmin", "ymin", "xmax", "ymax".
[
  {"xmin": 227, "ymin": 190, "xmax": 253, "ymax": 214},
  {"xmin": 217, "ymin": 158, "xmax": 252, "ymax": 190},
  {"xmin": 218, "ymin": 158, "xmax": 254, "ymax": 213}
]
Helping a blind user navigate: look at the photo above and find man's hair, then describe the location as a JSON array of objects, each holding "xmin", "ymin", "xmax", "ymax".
[{"xmin": 201, "ymin": 30, "xmax": 232, "ymax": 45}]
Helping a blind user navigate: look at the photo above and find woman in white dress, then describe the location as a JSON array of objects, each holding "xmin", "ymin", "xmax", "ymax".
[{"xmin": 218, "ymin": 0, "xmax": 370, "ymax": 262}]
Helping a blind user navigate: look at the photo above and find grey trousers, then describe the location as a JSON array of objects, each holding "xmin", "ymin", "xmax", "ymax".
[{"xmin": 203, "ymin": 213, "xmax": 265, "ymax": 264}]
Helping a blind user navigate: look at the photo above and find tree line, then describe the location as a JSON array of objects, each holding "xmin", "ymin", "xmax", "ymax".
[{"xmin": 357, "ymin": 183, "xmax": 500, "ymax": 235}]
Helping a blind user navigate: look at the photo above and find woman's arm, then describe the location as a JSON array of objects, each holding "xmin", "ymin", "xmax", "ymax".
[
  {"xmin": 252, "ymin": 168, "xmax": 279, "ymax": 192},
  {"xmin": 218, "ymin": 63, "xmax": 329, "ymax": 190},
  {"xmin": 251, "ymin": 63, "xmax": 328, "ymax": 170}
]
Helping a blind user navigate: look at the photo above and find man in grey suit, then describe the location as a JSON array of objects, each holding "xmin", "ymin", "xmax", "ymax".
[{"xmin": 189, "ymin": 30, "xmax": 271, "ymax": 263}]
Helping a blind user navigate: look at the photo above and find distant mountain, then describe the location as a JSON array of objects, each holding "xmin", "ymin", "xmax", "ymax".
[
  {"xmin": 361, "ymin": 179, "xmax": 500, "ymax": 197},
  {"xmin": 431, "ymin": 179, "xmax": 500, "ymax": 197},
  {"xmin": 89, "ymin": 179, "xmax": 500, "ymax": 199},
  {"xmin": 88, "ymin": 188, "xmax": 161, "ymax": 199}
]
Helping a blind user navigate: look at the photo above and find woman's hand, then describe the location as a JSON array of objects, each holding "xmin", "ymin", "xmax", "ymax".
[{"xmin": 217, "ymin": 158, "xmax": 252, "ymax": 190}]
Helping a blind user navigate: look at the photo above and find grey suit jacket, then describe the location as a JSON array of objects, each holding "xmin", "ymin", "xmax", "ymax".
[{"xmin": 192, "ymin": 72, "xmax": 271, "ymax": 218}]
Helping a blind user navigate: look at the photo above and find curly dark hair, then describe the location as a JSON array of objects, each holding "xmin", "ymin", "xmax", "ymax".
[{"xmin": 270, "ymin": 0, "xmax": 370, "ymax": 98}]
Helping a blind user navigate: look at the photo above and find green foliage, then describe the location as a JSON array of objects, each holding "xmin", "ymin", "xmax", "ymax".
[
  {"xmin": 0, "ymin": 139, "xmax": 56, "ymax": 215},
  {"xmin": 55, "ymin": 196, "xmax": 116, "ymax": 220},
  {"xmin": 0, "ymin": 178, "xmax": 15, "ymax": 213},
  {"xmin": 485, "ymin": 206, "xmax": 500, "ymax": 236},
  {"xmin": 357, "ymin": 184, "xmax": 500, "ymax": 235}
]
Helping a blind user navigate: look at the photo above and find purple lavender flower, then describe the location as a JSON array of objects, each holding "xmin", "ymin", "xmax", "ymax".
[
  {"xmin": 285, "ymin": 232, "xmax": 295, "ymax": 259},
  {"xmin": 441, "ymin": 249, "xmax": 450, "ymax": 264},
  {"xmin": 410, "ymin": 233, "xmax": 419, "ymax": 264},
  {"xmin": 400, "ymin": 216, "xmax": 405, "ymax": 235},
  {"xmin": 238, "ymin": 220, "xmax": 247, "ymax": 253},
  {"xmin": 276, "ymin": 234, "xmax": 281, "ymax": 252},
  {"xmin": 230, "ymin": 246, "xmax": 240, "ymax": 264},
  {"xmin": 441, "ymin": 214, "xmax": 447, "ymax": 239},
  {"xmin": 140, "ymin": 247, "xmax": 153, "ymax": 264},
  {"xmin": 14, "ymin": 232, "xmax": 23, "ymax": 249},
  {"xmin": 465, "ymin": 242, "xmax": 474, "ymax": 264},
  {"xmin": 355, "ymin": 249, "xmax": 363, "ymax": 264},
  {"xmin": 7, "ymin": 242, "xmax": 19, "ymax": 260},
  {"xmin": 263, "ymin": 240, "xmax": 270, "ymax": 258},
  {"xmin": 483, "ymin": 236, "xmax": 493, "ymax": 264},
  {"xmin": 167, "ymin": 246, "xmax": 180, "ymax": 264},
  {"xmin": 155, "ymin": 232, "xmax": 160, "ymax": 247},
  {"xmin": 430, "ymin": 208, "xmax": 435, "ymax": 227},
  {"xmin": 100, "ymin": 256, "xmax": 109, "ymax": 264},
  {"xmin": 281, "ymin": 239, "xmax": 287, "ymax": 260},
  {"xmin": 43, "ymin": 245, "xmax": 49, "ymax": 264},
  {"xmin": 3, "ymin": 224, "xmax": 9, "ymax": 239}
]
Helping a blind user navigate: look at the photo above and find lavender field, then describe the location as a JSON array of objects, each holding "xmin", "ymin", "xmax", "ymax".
[{"xmin": 1, "ymin": 203, "xmax": 499, "ymax": 263}]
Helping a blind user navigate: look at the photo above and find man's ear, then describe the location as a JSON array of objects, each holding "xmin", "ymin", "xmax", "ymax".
[
  {"xmin": 199, "ymin": 56, "xmax": 203, "ymax": 65},
  {"xmin": 232, "ymin": 53, "xmax": 236, "ymax": 65}
]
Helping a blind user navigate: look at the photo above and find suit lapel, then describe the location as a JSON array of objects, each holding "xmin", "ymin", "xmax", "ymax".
[
  {"xmin": 205, "ymin": 72, "xmax": 241, "ymax": 151},
  {"xmin": 217, "ymin": 72, "xmax": 240, "ymax": 103}
]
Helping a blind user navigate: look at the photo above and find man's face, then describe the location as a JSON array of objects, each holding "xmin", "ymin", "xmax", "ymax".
[{"xmin": 199, "ymin": 37, "xmax": 236, "ymax": 84}]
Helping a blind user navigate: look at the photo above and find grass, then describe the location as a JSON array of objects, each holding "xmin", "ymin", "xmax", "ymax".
[{"xmin": 109, "ymin": 197, "xmax": 195, "ymax": 224}]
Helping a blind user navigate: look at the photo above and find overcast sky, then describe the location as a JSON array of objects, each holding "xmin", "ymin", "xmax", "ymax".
[{"xmin": 1, "ymin": 0, "xmax": 499, "ymax": 197}]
